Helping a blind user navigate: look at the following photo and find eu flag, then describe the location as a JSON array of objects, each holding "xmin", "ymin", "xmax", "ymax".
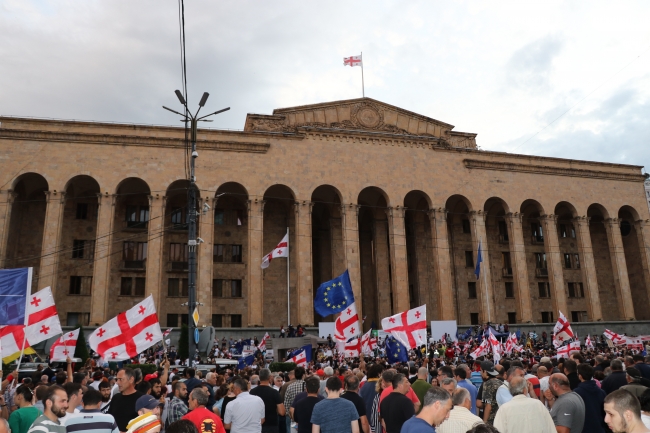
[
  {"xmin": 314, "ymin": 270, "xmax": 355, "ymax": 317},
  {"xmin": 0, "ymin": 268, "xmax": 31, "ymax": 325},
  {"xmin": 238, "ymin": 354, "xmax": 255, "ymax": 369},
  {"xmin": 386, "ymin": 336, "xmax": 408, "ymax": 363}
]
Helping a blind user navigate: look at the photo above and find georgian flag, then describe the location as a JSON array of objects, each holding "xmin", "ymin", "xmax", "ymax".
[
  {"xmin": 557, "ymin": 344, "xmax": 570, "ymax": 359},
  {"xmin": 585, "ymin": 335, "xmax": 594, "ymax": 349},
  {"xmin": 259, "ymin": 332, "xmax": 270, "ymax": 351},
  {"xmin": 88, "ymin": 295, "xmax": 162, "ymax": 361},
  {"xmin": 50, "ymin": 328, "xmax": 80, "ymax": 361},
  {"xmin": 504, "ymin": 333, "xmax": 517, "ymax": 355},
  {"xmin": 381, "ymin": 305, "xmax": 426, "ymax": 350},
  {"xmin": 290, "ymin": 349, "xmax": 307, "ymax": 367},
  {"xmin": 361, "ymin": 329, "xmax": 377, "ymax": 355},
  {"xmin": 604, "ymin": 329, "xmax": 626, "ymax": 345},
  {"xmin": 25, "ymin": 286, "xmax": 62, "ymax": 346},
  {"xmin": 0, "ymin": 326, "xmax": 27, "ymax": 356},
  {"xmin": 343, "ymin": 55, "xmax": 362, "ymax": 67},
  {"xmin": 335, "ymin": 302, "xmax": 360, "ymax": 342},
  {"xmin": 569, "ymin": 341, "xmax": 581, "ymax": 351},
  {"xmin": 261, "ymin": 233, "xmax": 288, "ymax": 269},
  {"xmin": 553, "ymin": 311, "xmax": 574, "ymax": 348},
  {"xmin": 344, "ymin": 337, "xmax": 361, "ymax": 358},
  {"xmin": 626, "ymin": 336, "xmax": 644, "ymax": 350},
  {"xmin": 488, "ymin": 331, "xmax": 502, "ymax": 363},
  {"xmin": 470, "ymin": 338, "xmax": 490, "ymax": 359}
]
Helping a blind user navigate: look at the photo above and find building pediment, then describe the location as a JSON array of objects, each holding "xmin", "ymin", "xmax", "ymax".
[{"xmin": 244, "ymin": 97, "xmax": 477, "ymax": 149}]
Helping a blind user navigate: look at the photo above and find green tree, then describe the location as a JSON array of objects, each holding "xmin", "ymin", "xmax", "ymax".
[
  {"xmin": 178, "ymin": 324, "xmax": 188, "ymax": 361},
  {"xmin": 75, "ymin": 325, "xmax": 89, "ymax": 364}
]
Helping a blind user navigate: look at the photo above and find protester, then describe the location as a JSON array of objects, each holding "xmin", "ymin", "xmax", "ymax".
[
  {"xmin": 168, "ymin": 382, "xmax": 189, "ymax": 425},
  {"xmin": 182, "ymin": 388, "xmax": 225, "ymax": 433},
  {"xmin": 603, "ymin": 360, "xmax": 629, "ymax": 395},
  {"xmin": 27, "ymin": 385, "xmax": 68, "ymax": 433},
  {"xmin": 98, "ymin": 382, "xmax": 112, "ymax": 411},
  {"xmin": 223, "ymin": 378, "xmax": 265, "ymax": 433},
  {"xmin": 64, "ymin": 388, "xmax": 119, "ymax": 433},
  {"xmin": 454, "ymin": 367, "xmax": 478, "ymax": 415},
  {"xmin": 359, "ymin": 364, "xmax": 382, "ymax": 421},
  {"xmin": 546, "ymin": 373, "xmax": 585, "ymax": 433},
  {"xmin": 60, "ymin": 383, "xmax": 82, "ymax": 424},
  {"xmin": 379, "ymin": 373, "xmax": 414, "ymax": 433},
  {"xmin": 639, "ymin": 389, "xmax": 650, "ymax": 428},
  {"xmin": 291, "ymin": 377, "xmax": 324, "ymax": 433},
  {"xmin": 310, "ymin": 377, "xmax": 359, "ymax": 433},
  {"xmin": 604, "ymin": 389, "xmax": 650, "ymax": 433},
  {"xmin": 496, "ymin": 366, "xmax": 526, "ymax": 407},
  {"xmin": 573, "ymin": 363, "xmax": 606, "ymax": 433},
  {"xmin": 166, "ymin": 419, "xmax": 198, "ymax": 433},
  {"xmin": 479, "ymin": 361, "xmax": 502, "ymax": 425},
  {"xmin": 563, "ymin": 360, "xmax": 580, "ymax": 390},
  {"xmin": 183, "ymin": 369, "xmax": 202, "ymax": 396},
  {"xmin": 283, "ymin": 367, "xmax": 305, "ymax": 429},
  {"xmin": 493, "ymin": 376, "xmax": 555, "ymax": 433},
  {"xmin": 411, "ymin": 367, "xmax": 432, "ymax": 410},
  {"xmin": 340, "ymin": 375, "xmax": 369, "ymax": 433},
  {"xmin": 9, "ymin": 385, "xmax": 41, "ymax": 433},
  {"xmin": 125, "ymin": 395, "xmax": 162, "ymax": 433},
  {"xmin": 250, "ymin": 368, "xmax": 285, "ymax": 433},
  {"xmin": 621, "ymin": 368, "xmax": 650, "ymax": 398},
  {"xmin": 108, "ymin": 368, "xmax": 144, "ymax": 433},
  {"xmin": 436, "ymin": 388, "xmax": 482, "ymax": 433},
  {"xmin": 379, "ymin": 370, "xmax": 421, "ymax": 413}
]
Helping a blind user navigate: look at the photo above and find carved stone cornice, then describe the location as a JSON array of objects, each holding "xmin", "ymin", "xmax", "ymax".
[
  {"xmin": 540, "ymin": 214, "xmax": 558, "ymax": 225},
  {"xmin": 572, "ymin": 216, "xmax": 590, "ymax": 226},
  {"xmin": 0, "ymin": 128, "xmax": 271, "ymax": 154},
  {"xmin": 463, "ymin": 159, "xmax": 646, "ymax": 182}
]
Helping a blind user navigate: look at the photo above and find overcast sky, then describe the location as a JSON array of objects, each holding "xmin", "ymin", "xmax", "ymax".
[{"xmin": 1, "ymin": 1, "xmax": 649, "ymax": 170}]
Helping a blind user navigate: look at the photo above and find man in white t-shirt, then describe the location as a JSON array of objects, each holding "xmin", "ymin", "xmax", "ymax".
[{"xmin": 60, "ymin": 382, "xmax": 83, "ymax": 424}]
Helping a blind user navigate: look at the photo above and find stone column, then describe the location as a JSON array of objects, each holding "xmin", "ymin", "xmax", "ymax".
[
  {"xmin": 247, "ymin": 199, "xmax": 265, "ymax": 326},
  {"xmin": 0, "ymin": 190, "xmax": 17, "ymax": 268},
  {"xmin": 341, "ymin": 203, "xmax": 363, "ymax": 319},
  {"xmin": 145, "ymin": 194, "xmax": 166, "ymax": 310},
  {"xmin": 90, "ymin": 193, "xmax": 116, "ymax": 324},
  {"xmin": 197, "ymin": 195, "xmax": 215, "ymax": 324},
  {"xmin": 604, "ymin": 218, "xmax": 635, "ymax": 320},
  {"xmin": 38, "ymin": 191, "xmax": 66, "ymax": 293},
  {"xmin": 634, "ymin": 219, "xmax": 650, "ymax": 315},
  {"xmin": 470, "ymin": 210, "xmax": 495, "ymax": 323},
  {"xmin": 540, "ymin": 214, "xmax": 568, "ymax": 315},
  {"xmin": 387, "ymin": 206, "xmax": 410, "ymax": 313},
  {"xmin": 573, "ymin": 216, "xmax": 603, "ymax": 321},
  {"xmin": 373, "ymin": 218, "xmax": 392, "ymax": 319},
  {"xmin": 295, "ymin": 200, "xmax": 314, "ymax": 326},
  {"xmin": 428, "ymin": 208, "xmax": 455, "ymax": 320},
  {"xmin": 505, "ymin": 212, "xmax": 533, "ymax": 323}
]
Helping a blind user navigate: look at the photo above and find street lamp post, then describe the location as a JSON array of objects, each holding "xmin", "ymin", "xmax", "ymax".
[{"xmin": 164, "ymin": 91, "xmax": 229, "ymax": 360}]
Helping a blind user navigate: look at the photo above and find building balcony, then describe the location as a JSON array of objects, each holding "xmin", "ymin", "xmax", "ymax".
[
  {"xmin": 535, "ymin": 268, "xmax": 549, "ymax": 277},
  {"xmin": 121, "ymin": 260, "xmax": 146, "ymax": 271},
  {"xmin": 168, "ymin": 261, "xmax": 189, "ymax": 272}
]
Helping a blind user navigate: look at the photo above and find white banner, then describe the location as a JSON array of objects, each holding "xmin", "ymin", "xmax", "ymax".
[
  {"xmin": 430, "ymin": 320, "xmax": 458, "ymax": 342},
  {"xmin": 318, "ymin": 322, "xmax": 337, "ymax": 339}
]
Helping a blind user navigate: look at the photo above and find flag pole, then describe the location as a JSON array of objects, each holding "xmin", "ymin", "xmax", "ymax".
[
  {"xmin": 481, "ymin": 237, "xmax": 491, "ymax": 323},
  {"xmin": 361, "ymin": 52, "xmax": 365, "ymax": 98},
  {"xmin": 287, "ymin": 227, "xmax": 290, "ymax": 327}
]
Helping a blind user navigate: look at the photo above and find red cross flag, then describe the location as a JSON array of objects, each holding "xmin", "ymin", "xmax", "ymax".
[
  {"xmin": 258, "ymin": 332, "xmax": 270, "ymax": 352},
  {"xmin": 552, "ymin": 311, "xmax": 574, "ymax": 348},
  {"xmin": 381, "ymin": 305, "xmax": 426, "ymax": 350},
  {"xmin": 585, "ymin": 334, "xmax": 594, "ymax": 349},
  {"xmin": 261, "ymin": 233, "xmax": 289, "ymax": 269},
  {"xmin": 604, "ymin": 329, "xmax": 626, "ymax": 345},
  {"xmin": 556, "ymin": 344, "xmax": 570, "ymax": 359},
  {"xmin": 361, "ymin": 329, "xmax": 377, "ymax": 355},
  {"xmin": 470, "ymin": 338, "xmax": 490, "ymax": 359},
  {"xmin": 25, "ymin": 286, "xmax": 62, "ymax": 346},
  {"xmin": 626, "ymin": 336, "xmax": 644, "ymax": 350},
  {"xmin": 343, "ymin": 55, "xmax": 362, "ymax": 67},
  {"xmin": 334, "ymin": 302, "xmax": 360, "ymax": 342},
  {"xmin": 290, "ymin": 349, "xmax": 307, "ymax": 367},
  {"xmin": 344, "ymin": 337, "xmax": 361, "ymax": 358},
  {"xmin": 0, "ymin": 325, "xmax": 27, "ymax": 356},
  {"xmin": 50, "ymin": 328, "xmax": 80, "ymax": 361},
  {"xmin": 88, "ymin": 295, "xmax": 162, "ymax": 361}
]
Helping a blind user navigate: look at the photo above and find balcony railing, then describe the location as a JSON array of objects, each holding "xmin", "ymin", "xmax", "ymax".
[
  {"xmin": 169, "ymin": 261, "xmax": 189, "ymax": 272},
  {"xmin": 126, "ymin": 220, "xmax": 148, "ymax": 229},
  {"xmin": 121, "ymin": 260, "xmax": 146, "ymax": 270},
  {"xmin": 535, "ymin": 268, "xmax": 549, "ymax": 277}
]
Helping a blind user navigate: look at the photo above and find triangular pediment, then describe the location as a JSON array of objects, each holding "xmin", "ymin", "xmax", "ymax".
[{"xmin": 244, "ymin": 98, "xmax": 477, "ymax": 149}]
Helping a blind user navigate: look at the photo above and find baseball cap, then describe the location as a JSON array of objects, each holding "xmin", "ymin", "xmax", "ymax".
[
  {"xmin": 144, "ymin": 373, "xmax": 158, "ymax": 382},
  {"xmin": 316, "ymin": 369, "xmax": 325, "ymax": 377},
  {"xmin": 480, "ymin": 360, "xmax": 499, "ymax": 376},
  {"xmin": 136, "ymin": 395, "xmax": 159, "ymax": 412}
]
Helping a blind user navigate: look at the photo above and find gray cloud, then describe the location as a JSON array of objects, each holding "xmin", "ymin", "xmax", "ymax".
[{"xmin": 505, "ymin": 35, "xmax": 564, "ymax": 92}]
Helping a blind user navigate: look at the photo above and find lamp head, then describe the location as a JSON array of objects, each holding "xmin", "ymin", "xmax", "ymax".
[
  {"xmin": 199, "ymin": 92, "xmax": 210, "ymax": 107},
  {"xmin": 175, "ymin": 90, "xmax": 186, "ymax": 105}
]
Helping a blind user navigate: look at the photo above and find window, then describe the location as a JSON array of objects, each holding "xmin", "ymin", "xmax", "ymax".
[
  {"xmin": 231, "ymin": 245, "xmax": 242, "ymax": 263},
  {"xmin": 502, "ymin": 252, "xmax": 512, "ymax": 275},
  {"xmin": 564, "ymin": 253, "xmax": 572, "ymax": 269},
  {"xmin": 69, "ymin": 276, "xmax": 91, "ymax": 295},
  {"xmin": 126, "ymin": 205, "xmax": 149, "ymax": 228},
  {"xmin": 123, "ymin": 242, "xmax": 147, "ymax": 267},
  {"xmin": 76, "ymin": 203, "xmax": 88, "ymax": 220},
  {"xmin": 505, "ymin": 282, "xmax": 514, "ymax": 298},
  {"xmin": 212, "ymin": 314, "xmax": 223, "ymax": 327},
  {"xmin": 468, "ymin": 282, "xmax": 477, "ymax": 299},
  {"xmin": 470, "ymin": 313, "xmax": 479, "ymax": 325},
  {"xmin": 507, "ymin": 312, "xmax": 517, "ymax": 324},
  {"xmin": 213, "ymin": 244, "xmax": 224, "ymax": 262},
  {"xmin": 559, "ymin": 224, "xmax": 567, "ymax": 238},
  {"xmin": 231, "ymin": 315, "xmax": 242, "ymax": 328},
  {"xmin": 120, "ymin": 277, "xmax": 133, "ymax": 296},
  {"xmin": 235, "ymin": 209, "xmax": 245, "ymax": 226},
  {"xmin": 231, "ymin": 280, "xmax": 242, "ymax": 297},
  {"xmin": 465, "ymin": 251, "xmax": 474, "ymax": 268},
  {"xmin": 134, "ymin": 277, "xmax": 146, "ymax": 296},
  {"xmin": 72, "ymin": 240, "xmax": 94, "ymax": 259},
  {"xmin": 570, "ymin": 226, "xmax": 576, "ymax": 238},
  {"xmin": 568, "ymin": 282, "xmax": 584, "ymax": 298},
  {"xmin": 535, "ymin": 253, "xmax": 547, "ymax": 269},
  {"xmin": 166, "ymin": 314, "xmax": 178, "ymax": 327},
  {"xmin": 462, "ymin": 219, "xmax": 471, "ymax": 234},
  {"xmin": 168, "ymin": 278, "xmax": 189, "ymax": 297},
  {"xmin": 571, "ymin": 311, "xmax": 588, "ymax": 322},
  {"xmin": 574, "ymin": 254, "xmax": 580, "ymax": 269},
  {"xmin": 538, "ymin": 282, "xmax": 550, "ymax": 298},
  {"xmin": 620, "ymin": 220, "xmax": 632, "ymax": 237},
  {"xmin": 498, "ymin": 221, "xmax": 509, "ymax": 241},
  {"xmin": 214, "ymin": 210, "xmax": 225, "ymax": 225},
  {"xmin": 169, "ymin": 243, "xmax": 188, "ymax": 270},
  {"xmin": 171, "ymin": 207, "xmax": 187, "ymax": 229},
  {"xmin": 541, "ymin": 311, "xmax": 554, "ymax": 323},
  {"xmin": 213, "ymin": 279, "xmax": 224, "ymax": 298},
  {"xmin": 531, "ymin": 223, "xmax": 544, "ymax": 242},
  {"xmin": 66, "ymin": 312, "xmax": 89, "ymax": 326}
]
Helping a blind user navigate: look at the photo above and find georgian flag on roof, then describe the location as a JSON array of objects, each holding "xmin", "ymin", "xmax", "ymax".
[
  {"xmin": 381, "ymin": 305, "xmax": 426, "ymax": 350},
  {"xmin": 25, "ymin": 286, "xmax": 62, "ymax": 346},
  {"xmin": 552, "ymin": 311, "xmax": 574, "ymax": 348},
  {"xmin": 343, "ymin": 55, "xmax": 362, "ymax": 67},
  {"xmin": 89, "ymin": 295, "xmax": 162, "ymax": 361},
  {"xmin": 50, "ymin": 328, "xmax": 80, "ymax": 361},
  {"xmin": 261, "ymin": 233, "xmax": 288, "ymax": 269},
  {"xmin": 335, "ymin": 302, "xmax": 360, "ymax": 342}
]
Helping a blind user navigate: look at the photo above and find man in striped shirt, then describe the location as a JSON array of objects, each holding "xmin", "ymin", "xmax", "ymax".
[
  {"xmin": 65, "ymin": 389, "xmax": 119, "ymax": 433},
  {"xmin": 27, "ymin": 386, "xmax": 68, "ymax": 433}
]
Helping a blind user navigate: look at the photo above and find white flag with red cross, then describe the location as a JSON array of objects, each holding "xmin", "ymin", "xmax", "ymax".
[
  {"xmin": 258, "ymin": 332, "xmax": 270, "ymax": 352},
  {"xmin": 50, "ymin": 328, "xmax": 80, "ymax": 361},
  {"xmin": 626, "ymin": 336, "xmax": 644, "ymax": 350},
  {"xmin": 552, "ymin": 311, "xmax": 574, "ymax": 348},
  {"xmin": 0, "ymin": 326, "xmax": 27, "ymax": 356},
  {"xmin": 381, "ymin": 305, "xmax": 426, "ymax": 350},
  {"xmin": 343, "ymin": 55, "xmax": 362, "ymax": 67},
  {"xmin": 361, "ymin": 329, "xmax": 377, "ymax": 355},
  {"xmin": 585, "ymin": 335, "xmax": 594, "ymax": 349},
  {"xmin": 88, "ymin": 295, "xmax": 162, "ymax": 361},
  {"xmin": 335, "ymin": 302, "xmax": 360, "ymax": 342},
  {"xmin": 344, "ymin": 337, "xmax": 361, "ymax": 358},
  {"xmin": 261, "ymin": 233, "xmax": 289, "ymax": 269},
  {"xmin": 25, "ymin": 286, "xmax": 62, "ymax": 346},
  {"xmin": 557, "ymin": 344, "xmax": 570, "ymax": 359},
  {"xmin": 604, "ymin": 329, "xmax": 626, "ymax": 345},
  {"xmin": 469, "ymin": 338, "xmax": 490, "ymax": 359}
]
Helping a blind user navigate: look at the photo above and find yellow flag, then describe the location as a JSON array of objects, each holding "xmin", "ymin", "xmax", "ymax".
[{"xmin": 3, "ymin": 347, "xmax": 36, "ymax": 364}]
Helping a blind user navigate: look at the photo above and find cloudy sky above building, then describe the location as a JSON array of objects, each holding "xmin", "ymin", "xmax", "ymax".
[{"xmin": 1, "ymin": 1, "xmax": 649, "ymax": 170}]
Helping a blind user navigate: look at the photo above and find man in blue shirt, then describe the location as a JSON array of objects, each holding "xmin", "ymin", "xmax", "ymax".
[
  {"xmin": 454, "ymin": 367, "xmax": 478, "ymax": 415},
  {"xmin": 401, "ymin": 387, "xmax": 452, "ymax": 433},
  {"xmin": 311, "ymin": 377, "xmax": 359, "ymax": 433}
]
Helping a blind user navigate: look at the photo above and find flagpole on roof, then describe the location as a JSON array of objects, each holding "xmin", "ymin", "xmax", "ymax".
[{"xmin": 361, "ymin": 52, "xmax": 365, "ymax": 98}]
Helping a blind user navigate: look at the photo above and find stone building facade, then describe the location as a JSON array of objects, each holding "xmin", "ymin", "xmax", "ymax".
[{"xmin": 0, "ymin": 97, "xmax": 649, "ymax": 330}]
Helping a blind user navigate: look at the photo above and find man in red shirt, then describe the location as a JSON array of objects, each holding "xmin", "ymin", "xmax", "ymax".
[{"xmin": 182, "ymin": 388, "xmax": 226, "ymax": 433}]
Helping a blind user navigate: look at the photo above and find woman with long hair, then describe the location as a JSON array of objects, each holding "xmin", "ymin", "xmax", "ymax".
[{"xmin": 9, "ymin": 385, "xmax": 41, "ymax": 433}]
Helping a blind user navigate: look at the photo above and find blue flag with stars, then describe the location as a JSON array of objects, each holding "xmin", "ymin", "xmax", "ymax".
[
  {"xmin": 314, "ymin": 270, "xmax": 355, "ymax": 317},
  {"xmin": 386, "ymin": 336, "xmax": 408, "ymax": 363}
]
